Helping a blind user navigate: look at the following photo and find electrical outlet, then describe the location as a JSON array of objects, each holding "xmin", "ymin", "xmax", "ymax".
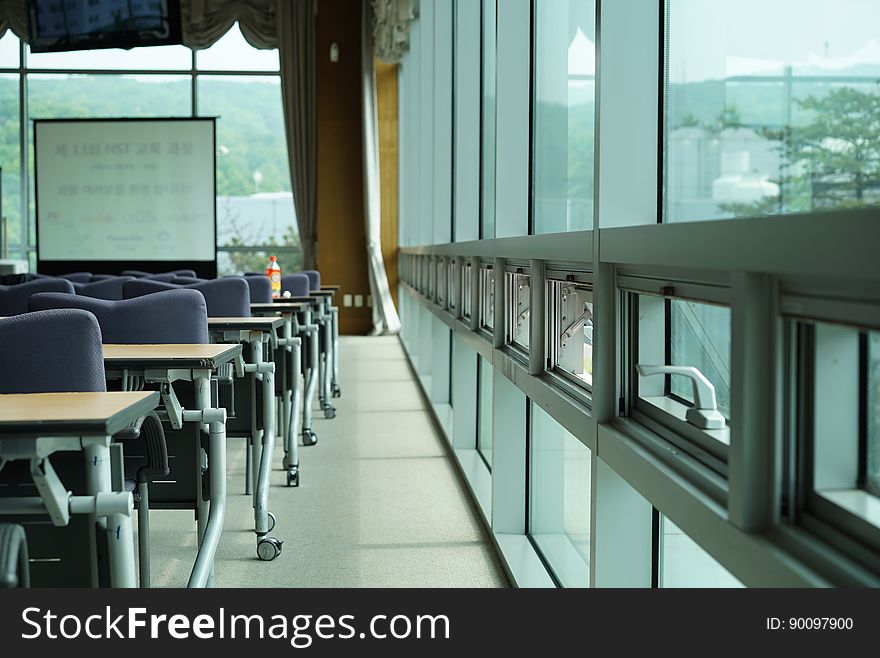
[
  {"xmin": 343, "ymin": 294, "xmax": 352, "ymax": 307},
  {"xmin": 354, "ymin": 294, "xmax": 364, "ymax": 307}
]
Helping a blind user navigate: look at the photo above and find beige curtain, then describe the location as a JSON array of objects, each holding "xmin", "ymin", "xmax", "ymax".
[{"xmin": 275, "ymin": 0, "xmax": 317, "ymax": 270}]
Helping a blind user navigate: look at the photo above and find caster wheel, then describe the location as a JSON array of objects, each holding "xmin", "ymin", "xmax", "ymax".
[
  {"xmin": 287, "ymin": 469, "xmax": 300, "ymax": 487},
  {"xmin": 332, "ymin": 386, "xmax": 341, "ymax": 398},
  {"xmin": 256, "ymin": 537, "xmax": 283, "ymax": 561},
  {"xmin": 323, "ymin": 406, "xmax": 336, "ymax": 419},
  {"xmin": 301, "ymin": 430, "xmax": 318, "ymax": 446},
  {"xmin": 267, "ymin": 511, "xmax": 276, "ymax": 532}
]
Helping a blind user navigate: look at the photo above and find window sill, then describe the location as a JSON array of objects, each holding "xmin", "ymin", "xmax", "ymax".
[{"xmin": 640, "ymin": 395, "xmax": 730, "ymax": 446}]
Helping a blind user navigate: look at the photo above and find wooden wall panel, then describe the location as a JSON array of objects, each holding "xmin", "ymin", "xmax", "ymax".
[
  {"xmin": 376, "ymin": 59, "xmax": 399, "ymax": 311},
  {"xmin": 316, "ymin": 0, "xmax": 371, "ymax": 335}
]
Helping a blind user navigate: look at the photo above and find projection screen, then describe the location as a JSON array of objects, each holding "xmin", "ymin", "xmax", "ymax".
[{"xmin": 35, "ymin": 118, "xmax": 216, "ymax": 275}]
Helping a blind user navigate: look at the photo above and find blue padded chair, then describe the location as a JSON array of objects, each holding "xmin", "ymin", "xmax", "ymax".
[
  {"xmin": 170, "ymin": 276, "xmax": 206, "ymax": 285},
  {"xmin": 239, "ymin": 275, "xmax": 273, "ymax": 303},
  {"xmin": 0, "ymin": 309, "xmax": 106, "ymax": 393},
  {"xmin": 121, "ymin": 269, "xmax": 197, "ymax": 279},
  {"xmin": 72, "ymin": 277, "xmax": 133, "ymax": 301},
  {"xmin": 300, "ymin": 270, "xmax": 321, "ymax": 292},
  {"xmin": 29, "ymin": 289, "xmax": 208, "ymax": 343},
  {"xmin": 25, "ymin": 292, "xmax": 203, "ymax": 587},
  {"xmin": 123, "ymin": 277, "xmax": 250, "ymax": 317},
  {"xmin": 0, "ymin": 309, "xmax": 111, "ymax": 587},
  {"xmin": 58, "ymin": 272, "xmax": 93, "ymax": 283},
  {"xmin": 281, "ymin": 273, "xmax": 310, "ymax": 297},
  {"xmin": 0, "ymin": 279, "xmax": 75, "ymax": 316}
]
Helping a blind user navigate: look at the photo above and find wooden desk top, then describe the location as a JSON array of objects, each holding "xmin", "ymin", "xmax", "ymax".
[
  {"xmin": 321, "ymin": 284, "xmax": 341, "ymax": 292},
  {"xmin": 309, "ymin": 290, "xmax": 334, "ymax": 297},
  {"xmin": 0, "ymin": 391, "xmax": 159, "ymax": 437},
  {"xmin": 208, "ymin": 316, "xmax": 284, "ymax": 331},
  {"xmin": 102, "ymin": 343, "xmax": 242, "ymax": 369}
]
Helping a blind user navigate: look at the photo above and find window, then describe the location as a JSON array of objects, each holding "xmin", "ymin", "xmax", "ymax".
[
  {"xmin": 665, "ymin": 0, "xmax": 880, "ymax": 222},
  {"xmin": 532, "ymin": 0, "xmax": 595, "ymax": 233},
  {"xmin": 547, "ymin": 279, "xmax": 593, "ymax": 389},
  {"xmin": 800, "ymin": 321, "xmax": 880, "ymax": 546},
  {"xmin": 505, "ymin": 270, "xmax": 530, "ymax": 351},
  {"xmin": 479, "ymin": 265, "xmax": 495, "ymax": 332},
  {"xmin": 659, "ymin": 516, "xmax": 743, "ymax": 587},
  {"xmin": 633, "ymin": 291, "xmax": 731, "ymax": 470},
  {"xmin": 447, "ymin": 260, "xmax": 458, "ymax": 313},
  {"xmin": 530, "ymin": 404, "xmax": 591, "ymax": 587},
  {"xmin": 480, "ymin": 0, "xmax": 496, "ymax": 239},
  {"xmin": 0, "ymin": 23, "xmax": 297, "ymax": 272},
  {"xmin": 198, "ymin": 73, "xmax": 299, "ymax": 276},
  {"xmin": 436, "ymin": 258, "xmax": 445, "ymax": 306},
  {"xmin": 462, "ymin": 262, "xmax": 473, "ymax": 319},
  {"xmin": 477, "ymin": 355, "xmax": 493, "ymax": 469}
]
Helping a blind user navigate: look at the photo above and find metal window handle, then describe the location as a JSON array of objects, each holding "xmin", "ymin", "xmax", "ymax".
[{"xmin": 636, "ymin": 364, "xmax": 727, "ymax": 430}]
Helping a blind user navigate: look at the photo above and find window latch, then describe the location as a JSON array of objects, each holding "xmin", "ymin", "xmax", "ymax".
[{"xmin": 636, "ymin": 364, "xmax": 726, "ymax": 430}]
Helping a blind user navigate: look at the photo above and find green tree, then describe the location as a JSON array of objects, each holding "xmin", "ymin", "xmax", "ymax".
[{"xmin": 789, "ymin": 86, "xmax": 880, "ymax": 208}]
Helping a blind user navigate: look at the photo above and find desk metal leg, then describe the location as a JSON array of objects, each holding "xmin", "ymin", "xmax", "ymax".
[
  {"xmin": 84, "ymin": 438, "xmax": 136, "ymax": 588},
  {"xmin": 284, "ymin": 335, "xmax": 302, "ymax": 487},
  {"xmin": 330, "ymin": 305, "xmax": 341, "ymax": 398},
  {"xmin": 320, "ymin": 307, "xmax": 336, "ymax": 419},
  {"xmin": 187, "ymin": 374, "xmax": 227, "ymax": 589},
  {"xmin": 301, "ymin": 310, "xmax": 319, "ymax": 446},
  {"xmin": 252, "ymin": 338, "xmax": 282, "ymax": 561},
  {"xmin": 137, "ymin": 480, "xmax": 150, "ymax": 587}
]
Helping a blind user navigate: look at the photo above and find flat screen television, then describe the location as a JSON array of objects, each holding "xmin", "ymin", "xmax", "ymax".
[{"xmin": 28, "ymin": 0, "xmax": 182, "ymax": 53}]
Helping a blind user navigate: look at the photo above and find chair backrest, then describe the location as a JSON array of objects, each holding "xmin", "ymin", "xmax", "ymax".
[
  {"xmin": 281, "ymin": 273, "xmax": 310, "ymax": 297},
  {"xmin": 72, "ymin": 277, "xmax": 133, "ymax": 301},
  {"xmin": 58, "ymin": 272, "xmax": 93, "ymax": 283},
  {"xmin": 123, "ymin": 278, "xmax": 250, "ymax": 317},
  {"xmin": 171, "ymin": 276, "xmax": 206, "ymax": 285},
  {"xmin": 89, "ymin": 274, "xmax": 118, "ymax": 282},
  {"xmin": 120, "ymin": 269, "xmax": 196, "ymax": 279},
  {"xmin": 300, "ymin": 269, "xmax": 320, "ymax": 291},
  {"xmin": 0, "ymin": 309, "xmax": 106, "ymax": 393},
  {"xmin": 239, "ymin": 275, "xmax": 273, "ymax": 303},
  {"xmin": 120, "ymin": 269, "xmax": 151, "ymax": 278},
  {"xmin": 29, "ymin": 289, "xmax": 209, "ymax": 344},
  {"xmin": 0, "ymin": 279, "xmax": 75, "ymax": 316}
]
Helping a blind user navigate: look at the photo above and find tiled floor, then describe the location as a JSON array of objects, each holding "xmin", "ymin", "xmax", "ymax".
[{"xmin": 145, "ymin": 335, "xmax": 509, "ymax": 588}]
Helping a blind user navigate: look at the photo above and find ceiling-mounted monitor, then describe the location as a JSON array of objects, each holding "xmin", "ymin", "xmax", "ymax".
[{"xmin": 28, "ymin": 0, "xmax": 182, "ymax": 53}]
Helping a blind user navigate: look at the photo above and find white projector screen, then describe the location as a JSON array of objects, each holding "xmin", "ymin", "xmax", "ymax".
[{"xmin": 35, "ymin": 118, "xmax": 215, "ymax": 263}]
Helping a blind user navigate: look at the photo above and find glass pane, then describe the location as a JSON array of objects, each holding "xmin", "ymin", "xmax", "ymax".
[
  {"xmin": 551, "ymin": 282, "xmax": 593, "ymax": 386},
  {"xmin": 530, "ymin": 404, "xmax": 591, "ymax": 587},
  {"xmin": 0, "ymin": 74, "xmax": 21, "ymax": 254},
  {"xmin": 665, "ymin": 0, "xmax": 880, "ymax": 222},
  {"xmin": 670, "ymin": 300, "xmax": 732, "ymax": 418},
  {"xmin": 29, "ymin": 73, "xmax": 191, "ymax": 118},
  {"xmin": 196, "ymin": 22, "xmax": 279, "ymax": 72},
  {"xmin": 869, "ymin": 333, "xmax": 880, "ymax": 497},
  {"xmin": 480, "ymin": 0, "xmax": 496, "ymax": 239},
  {"xmin": 198, "ymin": 75, "xmax": 298, "ymax": 256},
  {"xmin": 462, "ymin": 263, "xmax": 472, "ymax": 318},
  {"xmin": 533, "ymin": 0, "xmax": 595, "ymax": 233},
  {"xmin": 27, "ymin": 44, "xmax": 191, "ymax": 70},
  {"xmin": 507, "ymin": 272, "xmax": 530, "ymax": 350},
  {"xmin": 479, "ymin": 266, "xmax": 494, "ymax": 330},
  {"xmin": 477, "ymin": 355, "xmax": 493, "ymax": 469},
  {"xmin": 217, "ymin": 249, "xmax": 302, "ymax": 278},
  {"xmin": 0, "ymin": 30, "xmax": 19, "ymax": 68},
  {"xmin": 811, "ymin": 323, "xmax": 880, "ymax": 531},
  {"xmin": 660, "ymin": 517, "xmax": 744, "ymax": 587}
]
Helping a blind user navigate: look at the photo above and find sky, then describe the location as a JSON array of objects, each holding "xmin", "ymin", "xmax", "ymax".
[{"xmin": 669, "ymin": 0, "xmax": 880, "ymax": 82}]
